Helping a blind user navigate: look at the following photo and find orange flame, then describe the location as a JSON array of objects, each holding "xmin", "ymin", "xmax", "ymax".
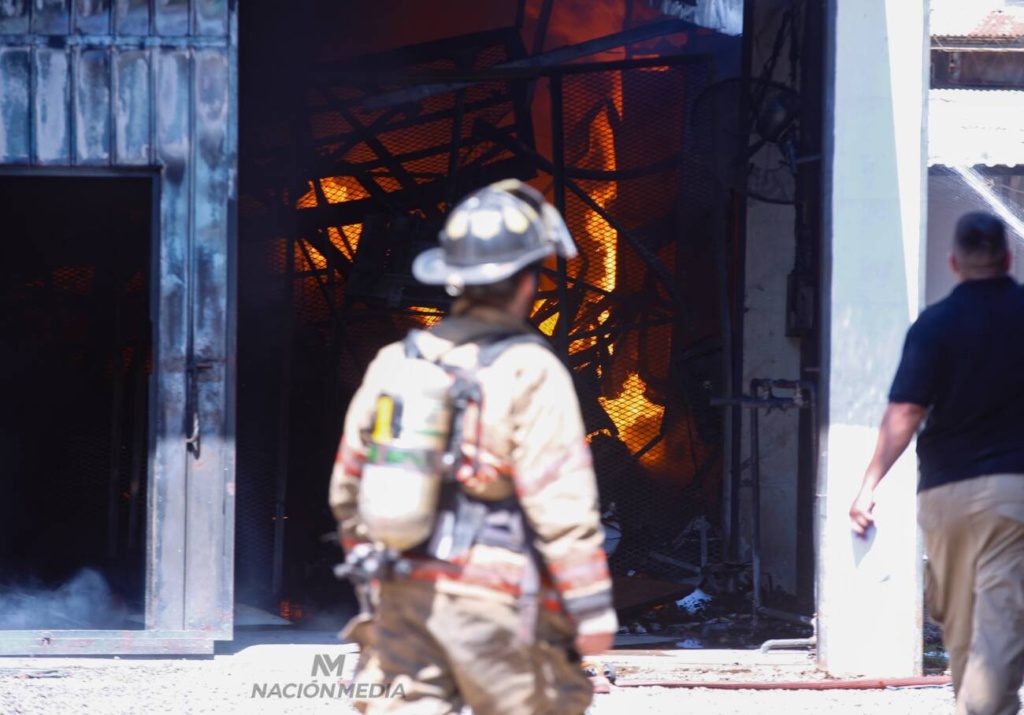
[
  {"xmin": 406, "ymin": 306, "xmax": 445, "ymax": 328},
  {"xmin": 527, "ymin": 72, "xmax": 663, "ymax": 465},
  {"xmin": 328, "ymin": 225, "xmax": 362, "ymax": 260},
  {"xmin": 297, "ymin": 241, "xmax": 327, "ymax": 270},
  {"xmin": 585, "ymin": 90, "xmax": 619, "ymax": 296},
  {"xmin": 563, "ymin": 307, "xmax": 614, "ymax": 359},
  {"xmin": 579, "ymin": 77, "xmax": 672, "ymax": 463},
  {"xmin": 287, "ymin": 67, "xmax": 669, "ymax": 471},
  {"xmin": 296, "ymin": 180, "xmax": 363, "ymax": 265},
  {"xmin": 598, "ymin": 373, "xmax": 665, "ymax": 460},
  {"xmin": 534, "ymin": 297, "xmax": 559, "ymax": 337},
  {"xmin": 296, "ymin": 176, "xmax": 370, "ymax": 209}
]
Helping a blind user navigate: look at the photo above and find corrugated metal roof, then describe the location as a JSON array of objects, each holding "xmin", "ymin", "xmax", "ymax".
[
  {"xmin": 929, "ymin": 89, "xmax": 1024, "ymax": 167},
  {"xmin": 931, "ymin": 0, "xmax": 1024, "ymax": 40}
]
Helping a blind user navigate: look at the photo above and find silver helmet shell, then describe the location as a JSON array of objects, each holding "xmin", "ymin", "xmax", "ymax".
[{"xmin": 412, "ymin": 179, "xmax": 578, "ymax": 296}]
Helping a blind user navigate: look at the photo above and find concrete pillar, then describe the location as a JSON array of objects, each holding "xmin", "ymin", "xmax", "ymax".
[{"xmin": 817, "ymin": 0, "xmax": 929, "ymax": 677}]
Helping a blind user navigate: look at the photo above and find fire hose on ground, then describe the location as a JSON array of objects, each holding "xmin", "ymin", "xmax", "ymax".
[{"xmin": 611, "ymin": 676, "xmax": 952, "ymax": 690}]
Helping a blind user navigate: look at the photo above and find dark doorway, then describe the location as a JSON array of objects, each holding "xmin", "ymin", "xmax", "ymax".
[{"xmin": 0, "ymin": 174, "xmax": 153, "ymax": 630}]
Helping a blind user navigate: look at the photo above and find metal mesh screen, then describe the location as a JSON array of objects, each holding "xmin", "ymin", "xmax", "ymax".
[
  {"xmin": 534, "ymin": 61, "xmax": 726, "ymax": 582},
  {"xmin": 234, "ymin": 236, "xmax": 285, "ymax": 609},
  {"xmin": 238, "ymin": 28, "xmax": 726, "ymax": 611}
]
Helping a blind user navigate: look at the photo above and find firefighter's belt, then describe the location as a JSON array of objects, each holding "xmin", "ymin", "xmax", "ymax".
[{"xmin": 390, "ymin": 556, "xmax": 563, "ymax": 611}]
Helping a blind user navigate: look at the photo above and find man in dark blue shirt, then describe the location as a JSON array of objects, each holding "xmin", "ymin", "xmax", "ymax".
[{"xmin": 849, "ymin": 211, "xmax": 1024, "ymax": 715}]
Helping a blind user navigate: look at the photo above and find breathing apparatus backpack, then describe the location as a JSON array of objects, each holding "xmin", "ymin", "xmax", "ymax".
[{"xmin": 356, "ymin": 324, "xmax": 551, "ymax": 558}]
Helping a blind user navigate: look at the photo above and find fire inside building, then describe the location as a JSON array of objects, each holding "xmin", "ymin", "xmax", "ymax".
[{"xmin": 0, "ymin": 0, "xmax": 826, "ymax": 656}]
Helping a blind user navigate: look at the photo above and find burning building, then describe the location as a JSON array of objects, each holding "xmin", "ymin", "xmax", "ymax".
[
  {"xmin": 0, "ymin": 0, "xmax": 840, "ymax": 657},
  {"xmin": 235, "ymin": 0, "xmax": 746, "ymax": 630}
]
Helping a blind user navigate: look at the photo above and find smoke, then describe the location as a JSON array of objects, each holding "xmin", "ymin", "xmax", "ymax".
[{"xmin": 0, "ymin": 568, "xmax": 124, "ymax": 630}]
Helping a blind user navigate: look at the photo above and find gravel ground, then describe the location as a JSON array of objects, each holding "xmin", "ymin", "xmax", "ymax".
[
  {"xmin": 0, "ymin": 667, "xmax": 958, "ymax": 712},
  {"xmin": 0, "ymin": 662, "xmax": 962, "ymax": 715},
  {"xmin": 0, "ymin": 647, "xmax": 973, "ymax": 715}
]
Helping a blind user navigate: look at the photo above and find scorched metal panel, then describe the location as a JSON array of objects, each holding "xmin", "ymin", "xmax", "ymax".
[{"xmin": 0, "ymin": 0, "xmax": 237, "ymax": 652}]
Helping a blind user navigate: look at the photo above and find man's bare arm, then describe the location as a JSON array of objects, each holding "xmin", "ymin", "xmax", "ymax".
[{"xmin": 849, "ymin": 402, "xmax": 928, "ymax": 537}]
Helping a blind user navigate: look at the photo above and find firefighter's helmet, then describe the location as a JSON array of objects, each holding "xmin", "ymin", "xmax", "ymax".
[{"xmin": 412, "ymin": 179, "xmax": 578, "ymax": 296}]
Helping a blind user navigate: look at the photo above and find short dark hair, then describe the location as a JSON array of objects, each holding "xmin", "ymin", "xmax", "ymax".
[{"xmin": 954, "ymin": 211, "xmax": 1008, "ymax": 269}]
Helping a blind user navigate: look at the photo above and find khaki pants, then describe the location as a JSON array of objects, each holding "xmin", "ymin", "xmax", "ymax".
[
  {"xmin": 349, "ymin": 579, "xmax": 592, "ymax": 715},
  {"xmin": 919, "ymin": 474, "xmax": 1024, "ymax": 715}
]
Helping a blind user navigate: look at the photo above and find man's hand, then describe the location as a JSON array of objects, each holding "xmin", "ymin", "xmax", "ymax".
[
  {"xmin": 849, "ymin": 486, "xmax": 876, "ymax": 538},
  {"xmin": 575, "ymin": 631, "xmax": 614, "ymax": 656},
  {"xmin": 850, "ymin": 402, "xmax": 927, "ymax": 539}
]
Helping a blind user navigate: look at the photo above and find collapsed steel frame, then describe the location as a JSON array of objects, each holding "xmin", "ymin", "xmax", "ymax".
[{"xmin": 238, "ymin": 18, "xmax": 734, "ymax": 598}]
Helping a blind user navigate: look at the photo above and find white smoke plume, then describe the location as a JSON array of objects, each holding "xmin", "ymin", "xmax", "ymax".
[{"xmin": 0, "ymin": 569, "xmax": 124, "ymax": 630}]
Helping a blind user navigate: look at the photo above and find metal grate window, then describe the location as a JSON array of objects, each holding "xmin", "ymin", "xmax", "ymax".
[{"xmin": 541, "ymin": 63, "xmax": 726, "ymax": 581}]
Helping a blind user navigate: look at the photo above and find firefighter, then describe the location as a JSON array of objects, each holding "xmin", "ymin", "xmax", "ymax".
[{"xmin": 329, "ymin": 179, "xmax": 617, "ymax": 714}]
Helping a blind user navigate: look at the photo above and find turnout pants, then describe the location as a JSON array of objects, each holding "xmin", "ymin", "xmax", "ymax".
[
  {"xmin": 349, "ymin": 579, "xmax": 593, "ymax": 715},
  {"xmin": 919, "ymin": 474, "xmax": 1024, "ymax": 715}
]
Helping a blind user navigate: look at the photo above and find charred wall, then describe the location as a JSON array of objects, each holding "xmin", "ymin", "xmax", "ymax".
[{"xmin": 0, "ymin": 0, "xmax": 237, "ymax": 649}]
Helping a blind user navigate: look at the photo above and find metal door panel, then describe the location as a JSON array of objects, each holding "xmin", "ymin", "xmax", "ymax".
[
  {"xmin": 184, "ymin": 47, "xmax": 234, "ymax": 636},
  {"xmin": 154, "ymin": 0, "xmax": 190, "ymax": 37},
  {"xmin": 74, "ymin": 0, "xmax": 112, "ymax": 35},
  {"xmin": 195, "ymin": 0, "xmax": 228, "ymax": 37},
  {"xmin": 114, "ymin": 0, "xmax": 149, "ymax": 36},
  {"xmin": 0, "ymin": 0, "xmax": 238, "ymax": 653},
  {"xmin": 75, "ymin": 48, "xmax": 113, "ymax": 165},
  {"xmin": 32, "ymin": 0, "xmax": 71, "ymax": 35},
  {"xmin": 112, "ymin": 48, "xmax": 152, "ymax": 165},
  {"xmin": 33, "ymin": 48, "xmax": 71, "ymax": 165},
  {"xmin": 0, "ymin": 49, "xmax": 31, "ymax": 164},
  {"xmin": 0, "ymin": 1, "xmax": 30, "ymax": 33},
  {"xmin": 149, "ymin": 47, "xmax": 192, "ymax": 632}
]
